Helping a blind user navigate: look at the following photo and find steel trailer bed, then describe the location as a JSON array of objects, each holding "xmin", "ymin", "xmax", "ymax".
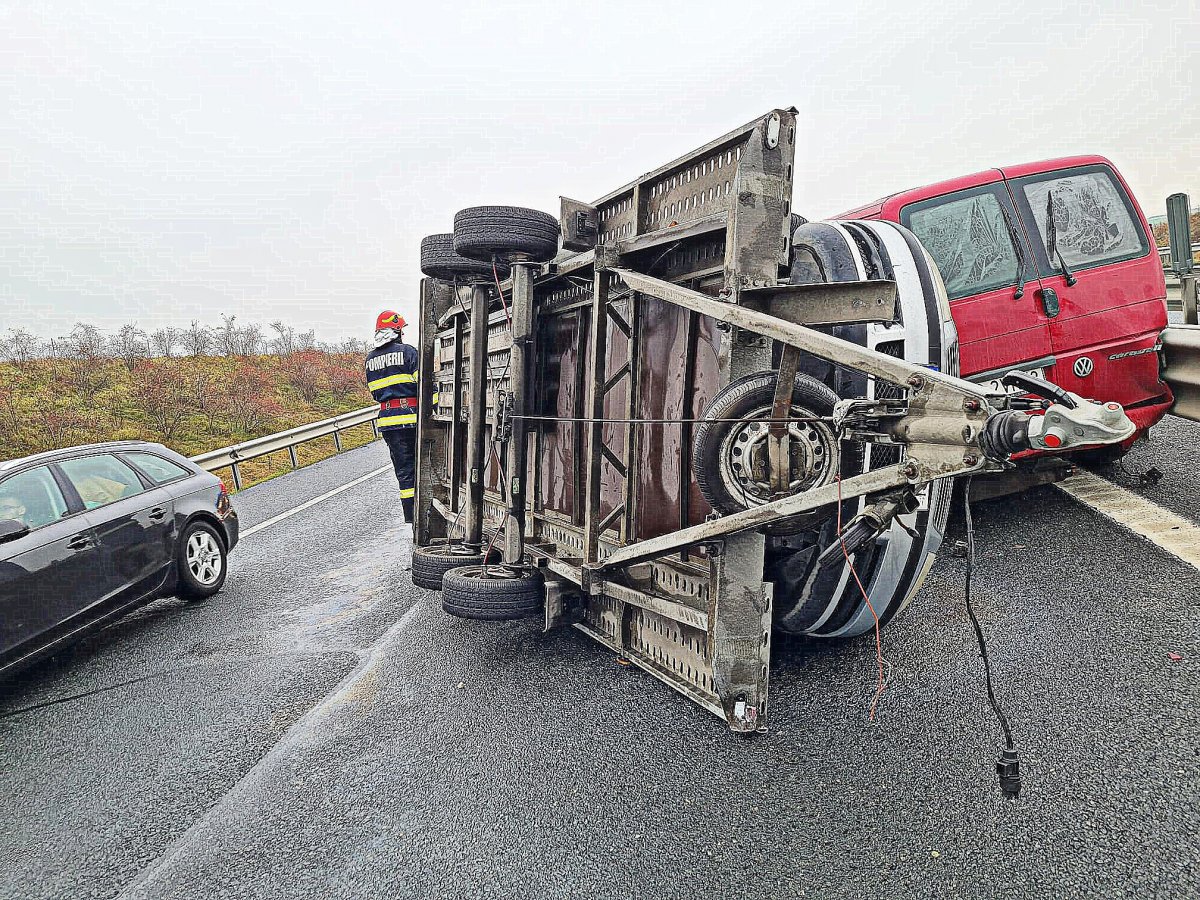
[{"xmin": 411, "ymin": 108, "xmax": 1137, "ymax": 732}]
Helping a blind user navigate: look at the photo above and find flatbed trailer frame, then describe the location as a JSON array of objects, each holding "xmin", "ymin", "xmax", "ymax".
[{"xmin": 412, "ymin": 108, "xmax": 1135, "ymax": 731}]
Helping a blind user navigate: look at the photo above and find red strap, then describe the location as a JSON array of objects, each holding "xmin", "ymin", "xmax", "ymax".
[{"xmin": 380, "ymin": 398, "xmax": 415, "ymax": 410}]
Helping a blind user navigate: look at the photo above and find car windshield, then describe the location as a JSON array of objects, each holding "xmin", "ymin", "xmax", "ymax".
[{"xmin": 900, "ymin": 186, "xmax": 1021, "ymax": 300}]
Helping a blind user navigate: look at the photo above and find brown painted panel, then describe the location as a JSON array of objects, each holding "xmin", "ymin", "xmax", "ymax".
[
  {"xmin": 537, "ymin": 311, "xmax": 581, "ymax": 518},
  {"xmin": 634, "ymin": 297, "xmax": 691, "ymax": 540}
]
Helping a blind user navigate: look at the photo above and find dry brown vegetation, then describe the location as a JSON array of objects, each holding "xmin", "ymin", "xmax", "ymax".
[{"xmin": 0, "ymin": 327, "xmax": 377, "ymax": 490}]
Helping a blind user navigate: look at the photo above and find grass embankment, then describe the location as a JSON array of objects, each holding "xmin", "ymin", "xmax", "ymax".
[{"xmin": 0, "ymin": 351, "xmax": 377, "ymax": 491}]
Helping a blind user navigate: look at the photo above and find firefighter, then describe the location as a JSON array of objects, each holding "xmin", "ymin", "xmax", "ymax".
[{"xmin": 367, "ymin": 310, "xmax": 419, "ymax": 523}]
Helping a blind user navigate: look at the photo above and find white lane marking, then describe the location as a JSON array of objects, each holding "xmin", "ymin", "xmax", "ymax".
[
  {"xmin": 240, "ymin": 465, "xmax": 391, "ymax": 538},
  {"xmin": 1055, "ymin": 469, "xmax": 1200, "ymax": 570},
  {"xmin": 117, "ymin": 599, "xmax": 427, "ymax": 897}
]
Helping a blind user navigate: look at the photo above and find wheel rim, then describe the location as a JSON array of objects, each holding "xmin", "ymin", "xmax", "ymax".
[
  {"xmin": 186, "ymin": 531, "xmax": 223, "ymax": 586},
  {"xmin": 424, "ymin": 544, "xmax": 487, "ymax": 561},
  {"xmin": 717, "ymin": 403, "xmax": 837, "ymax": 507},
  {"xmin": 450, "ymin": 565, "xmax": 527, "ymax": 581}
]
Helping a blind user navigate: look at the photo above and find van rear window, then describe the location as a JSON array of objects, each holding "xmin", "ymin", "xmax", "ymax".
[
  {"xmin": 900, "ymin": 186, "xmax": 1021, "ymax": 301},
  {"xmin": 1014, "ymin": 165, "xmax": 1148, "ymax": 276}
]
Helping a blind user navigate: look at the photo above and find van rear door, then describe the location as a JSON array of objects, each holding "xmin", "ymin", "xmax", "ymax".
[
  {"xmin": 890, "ymin": 171, "xmax": 1053, "ymax": 382},
  {"xmin": 1003, "ymin": 159, "xmax": 1168, "ymax": 408}
]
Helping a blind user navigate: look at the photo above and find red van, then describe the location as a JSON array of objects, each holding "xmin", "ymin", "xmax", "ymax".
[{"xmin": 837, "ymin": 156, "xmax": 1172, "ymax": 458}]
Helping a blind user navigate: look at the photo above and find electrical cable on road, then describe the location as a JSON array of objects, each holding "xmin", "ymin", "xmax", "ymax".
[
  {"xmin": 836, "ymin": 475, "xmax": 888, "ymax": 721},
  {"xmin": 962, "ymin": 476, "xmax": 1022, "ymax": 799}
]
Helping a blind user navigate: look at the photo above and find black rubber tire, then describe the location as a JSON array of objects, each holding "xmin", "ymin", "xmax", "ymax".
[
  {"xmin": 176, "ymin": 520, "xmax": 227, "ymax": 601},
  {"xmin": 452, "ymin": 206, "xmax": 560, "ymax": 264},
  {"xmin": 693, "ymin": 372, "xmax": 840, "ymax": 516},
  {"xmin": 412, "ymin": 542, "xmax": 497, "ymax": 591},
  {"xmin": 762, "ymin": 218, "xmax": 955, "ymax": 639},
  {"xmin": 441, "ymin": 565, "xmax": 545, "ymax": 621},
  {"xmin": 420, "ymin": 233, "xmax": 508, "ymax": 282}
]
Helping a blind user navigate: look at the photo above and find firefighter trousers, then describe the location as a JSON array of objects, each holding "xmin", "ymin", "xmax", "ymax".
[{"xmin": 382, "ymin": 426, "xmax": 416, "ymax": 522}]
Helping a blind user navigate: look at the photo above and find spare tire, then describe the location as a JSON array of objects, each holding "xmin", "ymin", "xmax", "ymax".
[
  {"xmin": 453, "ymin": 206, "xmax": 560, "ymax": 264},
  {"xmin": 760, "ymin": 219, "xmax": 958, "ymax": 639},
  {"xmin": 441, "ymin": 565, "xmax": 545, "ymax": 621},
  {"xmin": 412, "ymin": 541, "xmax": 497, "ymax": 590},
  {"xmin": 420, "ymin": 233, "xmax": 508, "ymax": 282},
  {"xmin": 693, "ymin": 372, "xmax": 839, "ymax": 517}
]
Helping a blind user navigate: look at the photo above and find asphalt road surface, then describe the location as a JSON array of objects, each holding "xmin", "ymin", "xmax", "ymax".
[{"xmin": 1, "ymin": 426, "xmax": 1197, "ymax": 900}]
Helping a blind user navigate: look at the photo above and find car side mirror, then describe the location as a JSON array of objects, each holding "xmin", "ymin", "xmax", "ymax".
[{"xmin": 0, "ymin": 519, "xmax": 31, "ymax": 544}]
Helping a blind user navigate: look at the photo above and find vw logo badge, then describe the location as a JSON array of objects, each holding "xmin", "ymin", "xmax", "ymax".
[{"xmin": 1073, "ymin": 356, "xmax": 1094, "ymax": 378}]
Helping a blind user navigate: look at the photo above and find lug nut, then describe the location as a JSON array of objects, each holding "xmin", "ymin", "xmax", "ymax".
[
  {"xmin": 901, "ymin": 462, "xmax": 919, "ymax": 479},
  {"xmin": 963, "ymin": 452, "xmax": 980, "ymax": 466},
  {"xmin": 963, "ymin": 398, "xmax": 982, "ymax": 413},
  {"xmin": 906, "ymin": 373, "xmax": 924, "ymax": 388}
]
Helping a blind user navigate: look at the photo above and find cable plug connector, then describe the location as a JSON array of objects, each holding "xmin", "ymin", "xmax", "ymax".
[{"xmin": 996, "ymin": 748, "xmax": 1022, "ymax": 799}]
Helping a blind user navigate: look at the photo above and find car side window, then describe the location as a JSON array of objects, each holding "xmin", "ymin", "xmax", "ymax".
[
  {"xmin": 0, "ymin": 467, "xmax": 69, "ymax": 530},
  {"xmin": 900, "ymin": 186, "xmax": 1021, "ymax": 301},
  {"xmin": 57, "ymin": 455, "xmax": 147, "ymax": 510},
  {"xmin": 1015, "ymin": 166, "xmax": 1148, "ymax": 275},
  {"xmin": 122, "ymin": 452, "xmax": 190, "ymax": 484}
]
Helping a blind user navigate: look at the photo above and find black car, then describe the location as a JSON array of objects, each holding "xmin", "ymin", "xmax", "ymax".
[{"xmin": 0, "ymin": 441, "xmax": 239, "ymax": 677}]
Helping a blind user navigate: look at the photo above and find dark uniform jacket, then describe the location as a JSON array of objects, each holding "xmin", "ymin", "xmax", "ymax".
[{"xmin": 365, "ymin": 337, "xmax": 419, "ymax": 430}]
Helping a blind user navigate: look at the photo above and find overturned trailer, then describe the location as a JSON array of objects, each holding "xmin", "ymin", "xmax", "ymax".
[{"xmin": 411, "ymin": 108, "xmax": 1137, "ymax": 732}]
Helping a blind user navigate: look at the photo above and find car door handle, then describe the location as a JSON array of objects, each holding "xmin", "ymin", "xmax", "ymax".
[
  {"xmin": 148, "ymin": 508, "xmax": 167, "ymax": 521},
  {"xmin": 67, "ymin": 535, "xmax": 92, "ymax": 550}
]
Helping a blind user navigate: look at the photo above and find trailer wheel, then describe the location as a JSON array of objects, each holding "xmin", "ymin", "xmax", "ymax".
[
  {"xmin": 441, "ymin": 565, "xmax": 545, "ymax": 621},
  {"xmin": 420, "ymin": 233, "xmax": 509, "ymax": 282},
  {"xmin": 453, "ymin": 206, "xmax": 560, "ymax": 264},
  {"xmin": 412, "ymin": 542, "xmax": 497, "ymax": 591},
  {"xmin": 764, "ymin": 219, "xmax": 958, "ymax": 639},
  {"xmin": 693, "ymin": 372, "xmax": 839, "ymax": 517}
]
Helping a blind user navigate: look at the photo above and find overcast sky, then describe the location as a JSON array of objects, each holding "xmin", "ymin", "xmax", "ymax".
[{"xmin": 2, "ymin": 0, "xmax": 1197, "ymax": 343}]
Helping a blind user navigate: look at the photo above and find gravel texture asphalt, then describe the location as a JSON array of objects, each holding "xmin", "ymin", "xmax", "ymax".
[{"xmin": 0, "ymin": 438, "xmax": 1196, "ymax": 900}]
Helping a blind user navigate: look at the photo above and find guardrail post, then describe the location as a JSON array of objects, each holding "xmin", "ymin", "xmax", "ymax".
[
  {"xmin": 230, "ymin": 462, "xmax": 242, "ymax": 491},
  {"xmin": 503, "ymin": 261, "xmax": 537, "ymax": 564},
  {"xmin": 464, "ymin": 281, "xmax": 491, "ymax": 549},
  {"xmin": 288, "ymin": 446, "xmax": 299, "ymax": 469},
  {"xmin": 333, "ymin": 429, "xmax": 343, "ymax": 452},
  {"xmin": 1183, "ymin": 274, "xmax": 1198, "ymax": 326}
]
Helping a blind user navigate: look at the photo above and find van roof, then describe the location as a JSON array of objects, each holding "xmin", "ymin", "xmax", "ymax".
[{"xmin": 833, "ymin": 155, "xmax": 1115, "ymax": 219}]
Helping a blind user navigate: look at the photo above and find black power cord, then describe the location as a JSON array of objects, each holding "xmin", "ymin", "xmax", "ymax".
[{"xmin": 963, "ymin": 476, "xmax": 1022, "ymax": 799}]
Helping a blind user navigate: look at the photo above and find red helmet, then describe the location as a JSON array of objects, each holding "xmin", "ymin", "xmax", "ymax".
[{"xmin": 376, "ymin": 310, "xmax": 405, "ymax": 331}]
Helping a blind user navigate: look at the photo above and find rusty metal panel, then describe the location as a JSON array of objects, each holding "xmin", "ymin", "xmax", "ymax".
[{"xmin": 536, "ymin": 311, "xmax": 583, "ymax": 518}]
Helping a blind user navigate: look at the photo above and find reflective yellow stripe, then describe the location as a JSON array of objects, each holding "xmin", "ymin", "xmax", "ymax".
[
  {"xmin": 368, "ymin": 372, "xmax": 418, "ymax": 390},
  {"xmin": 378, "ymin": 413, "xmax": 417, "ymax": 427},
  {"xmin": 431, "ymin": 392, "xmax": 439, "ymax": 405},
  {"xmin": 399, "ymin": 488, "xmax": 415, "ymax": 499}
]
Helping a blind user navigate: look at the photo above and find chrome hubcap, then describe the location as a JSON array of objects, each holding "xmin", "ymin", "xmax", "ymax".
[{"xmin": 186, "ymin": 531, "xmax": 223, "ymax": 586}]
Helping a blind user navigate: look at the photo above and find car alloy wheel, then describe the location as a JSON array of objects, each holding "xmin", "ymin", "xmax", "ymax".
[{"xmin": 186, "ymin": 529, "xmax": 224, "ymax": 586}]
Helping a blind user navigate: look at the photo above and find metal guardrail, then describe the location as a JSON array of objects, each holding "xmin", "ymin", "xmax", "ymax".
[
  {"xmin": 190, "ymin": 405, "xmax": 379, "ymax": 489},
  {"xmin": 1163, "ymin": 325, "xmax": 1200, "ymax": 423}
]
